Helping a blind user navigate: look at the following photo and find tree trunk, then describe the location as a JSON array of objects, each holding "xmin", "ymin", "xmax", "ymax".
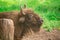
[{"xmin": 0, "ymin": 19, "xmax": 14, "ymax": 40}]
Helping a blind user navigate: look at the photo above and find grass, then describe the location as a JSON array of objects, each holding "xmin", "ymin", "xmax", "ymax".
[{"xmin": 0, "ymin": 0, "xmax": 60, "ymax": 31}]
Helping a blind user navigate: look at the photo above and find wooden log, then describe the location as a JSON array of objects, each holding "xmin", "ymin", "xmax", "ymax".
[{"xmin": 0, "ymin": 19, "xmax": 14, "ymax": 40}]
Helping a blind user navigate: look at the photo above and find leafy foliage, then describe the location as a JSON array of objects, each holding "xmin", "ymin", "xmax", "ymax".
[{"xmin": 0, "ymin": 0, "xmax": 60, "ymax": 31}]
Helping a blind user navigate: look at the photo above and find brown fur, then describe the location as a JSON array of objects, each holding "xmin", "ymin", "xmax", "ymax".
[
  {"xmin": 0, "ymin": 19, "xmax": 14, "ymax": 40},
  {"xmin": 0, "ymin": 8, "xmax": 43, "ymax": 40}
]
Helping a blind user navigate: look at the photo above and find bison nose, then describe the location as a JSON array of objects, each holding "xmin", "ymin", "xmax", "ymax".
[
  {"xmin": 40, "ymin": 19, "xmax": 43, "ymax": 23},
  {"xmin": 39, "ymin": 19, "xmax": 43, "ymax": 23},
  {"xmin": 38, "ymin": 19, "xmax": 43, "ymax": 25}
]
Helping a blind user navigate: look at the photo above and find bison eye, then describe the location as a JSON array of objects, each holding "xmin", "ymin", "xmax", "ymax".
[
  {"xmin": 27, "ymin": 14, "xmax": 33, "ymax": 20},
  {"xmin": 19, "ymin": 17, "xmax": 25, "ymax": 23},
  {"xmin": 29, "ymin": 14, "xmax": 33, "ymax": 17}
]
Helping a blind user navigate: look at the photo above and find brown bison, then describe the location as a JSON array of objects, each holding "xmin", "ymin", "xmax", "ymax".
[{"xmin": 0, "ymin": 5, "xmax": 43, "ymax": 40}]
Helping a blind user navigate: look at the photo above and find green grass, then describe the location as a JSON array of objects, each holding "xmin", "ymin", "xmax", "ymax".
[{"xmin": 0, "ymin": 0, "xmax": 60, "ymax": 31}]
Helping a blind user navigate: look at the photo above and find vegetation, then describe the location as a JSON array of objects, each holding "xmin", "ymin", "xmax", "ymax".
[{"xmin": 0, "ymin": 0, "xmax": 60, "ymax": 31}]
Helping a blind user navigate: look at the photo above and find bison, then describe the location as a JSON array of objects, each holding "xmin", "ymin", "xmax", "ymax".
[{"xmin": 0, "ymin": 5, "xmax": 43, "ymax": 40}]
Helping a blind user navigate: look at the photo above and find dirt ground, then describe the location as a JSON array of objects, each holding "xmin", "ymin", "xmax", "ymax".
[{"xmin": 22, "ymin": 28, "xmax": 60, "ymax": 40}]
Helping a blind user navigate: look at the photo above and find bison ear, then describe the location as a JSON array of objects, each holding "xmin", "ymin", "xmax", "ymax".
[{"xmin": 19, "ymin": 17, "xmax": 25, "ymax": 23}]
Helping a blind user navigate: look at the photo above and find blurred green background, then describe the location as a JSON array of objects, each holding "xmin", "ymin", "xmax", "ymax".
[{"xmin": 0, "ymin": 0, "xmax": 60, "ymax": 31}]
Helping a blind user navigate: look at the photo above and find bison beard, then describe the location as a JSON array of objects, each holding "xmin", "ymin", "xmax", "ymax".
[{"xmin": 0, "ymin": 7, "xmax": 43, "ymax": 40}]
